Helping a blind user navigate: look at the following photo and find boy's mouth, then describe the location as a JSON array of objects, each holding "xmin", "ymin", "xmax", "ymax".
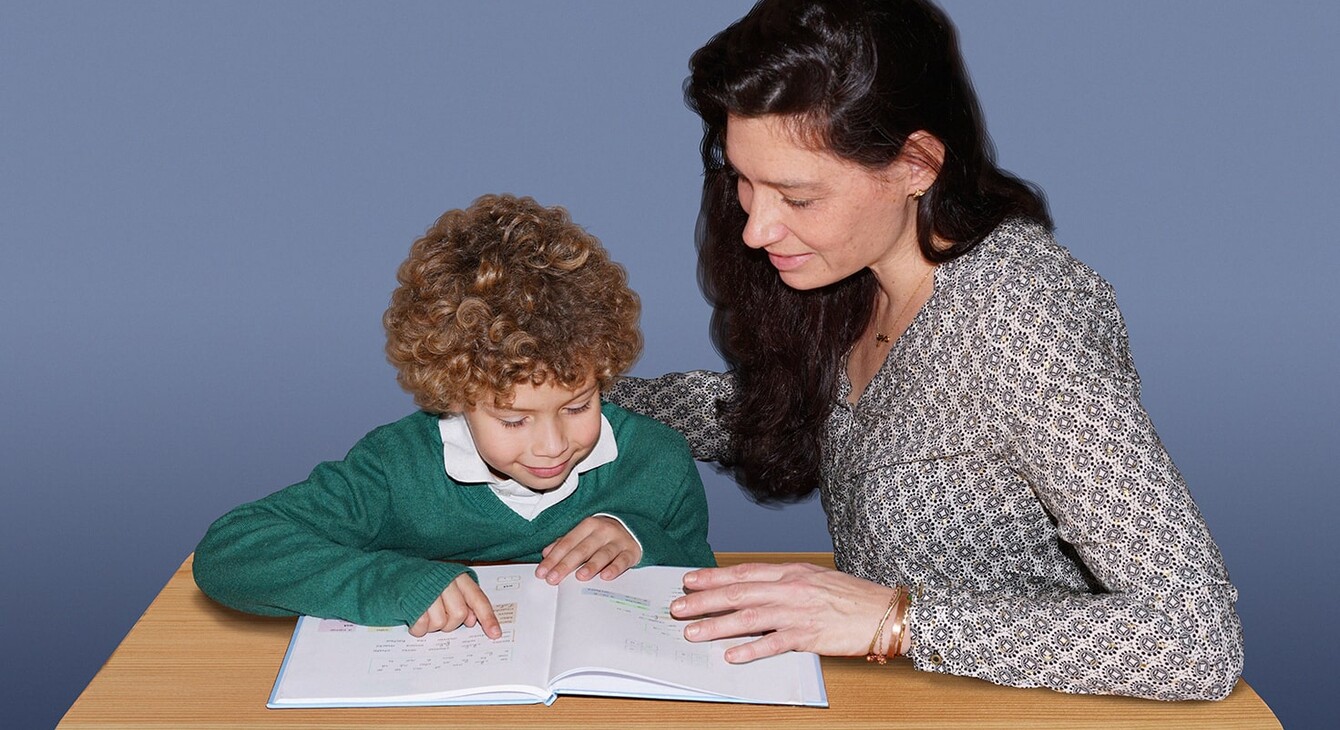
[{"xmin": 524, "ymin": 461, "xmax": 569, "ymax": 479}]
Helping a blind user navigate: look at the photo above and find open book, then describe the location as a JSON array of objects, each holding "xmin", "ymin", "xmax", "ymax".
[{"xmin": 268, "ymin": 564, "xmax": 827, "ymax": 708}]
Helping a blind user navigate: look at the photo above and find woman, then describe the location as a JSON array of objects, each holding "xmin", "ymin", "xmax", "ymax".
[{"xmin": 608, "ymin": 0, "xmax": 1243, "ymax": 701}]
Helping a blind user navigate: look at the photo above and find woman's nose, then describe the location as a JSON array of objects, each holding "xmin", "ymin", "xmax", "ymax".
[{"xmin": 741, "ymin": 199, "xmax": 786, "ymax": 249}]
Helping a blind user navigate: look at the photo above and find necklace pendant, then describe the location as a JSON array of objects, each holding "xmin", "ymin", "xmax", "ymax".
[{"xmin": 875, "ymin": 332, "xmax": 891, "ymax": 344}]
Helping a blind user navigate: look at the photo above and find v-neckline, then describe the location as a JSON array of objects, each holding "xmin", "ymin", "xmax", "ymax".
[{"xmin": 844, "ymin": 268, "xmax": 938, "ymax": 406}]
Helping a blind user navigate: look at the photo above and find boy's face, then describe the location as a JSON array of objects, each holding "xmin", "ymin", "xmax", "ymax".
[{"xmin": 460, "ymin": 377, "xmax": 602, "ymax": 492}]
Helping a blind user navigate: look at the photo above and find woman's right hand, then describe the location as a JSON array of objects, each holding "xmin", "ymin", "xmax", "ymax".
[{"xmin": 409, "ymin": 573, "xmax": 502, "ymax": 638}]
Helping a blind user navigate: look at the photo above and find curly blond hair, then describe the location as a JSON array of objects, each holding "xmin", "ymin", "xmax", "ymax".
[{"xmin": 384, "ymin": 194, "xmax": 642, "ymax": 413}]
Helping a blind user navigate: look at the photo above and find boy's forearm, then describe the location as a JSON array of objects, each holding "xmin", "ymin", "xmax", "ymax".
[
  {"xmin": 616, "ymin": 510, "xmax": 714, "ymax": 569},
  {"xmin": 193, "ymin": 503, "xmax": 470, "ymax": 625}
]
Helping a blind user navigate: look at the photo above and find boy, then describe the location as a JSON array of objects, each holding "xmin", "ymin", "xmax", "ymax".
[{"xmin": 193, "ymin": 194, "xmax": 714, "ymax": 638}]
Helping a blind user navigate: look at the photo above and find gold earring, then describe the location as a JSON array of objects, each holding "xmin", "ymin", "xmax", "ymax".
[{"xmin": 911, "ymin": 189, "xmax": 926, "ymax": 200}]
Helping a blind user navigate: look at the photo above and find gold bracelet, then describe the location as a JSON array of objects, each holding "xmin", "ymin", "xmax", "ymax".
[
  {"xmin": 865, "ymin": 586, "xmax": 904, "ymax": 664},
  {"xmin": 893, "ymin": 591, "xmax": 911, "ymax": 656},
  {"xmin": 884, "ymin": 589, "xmax": 905, "ymax": 659}
]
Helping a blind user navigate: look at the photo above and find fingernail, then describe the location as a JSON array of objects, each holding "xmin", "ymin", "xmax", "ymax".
[
  {"xmin": 684, "ymin": 572, "xmax": 699, "ymax": 585},
  {"xmin": 670, "ymin": 599, "xmax": 684, "ymax": 613},
  {"xmin": 685, "ymin": 624, "xmax": 700, "ymax": 639}
]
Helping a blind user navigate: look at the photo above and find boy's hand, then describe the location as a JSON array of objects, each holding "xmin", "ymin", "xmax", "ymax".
[
  {"xmin": 409, "ymin": 573, "xmax": 502, "ymax": 639},
  {"xmin": 536, "ymin": 515, "xmax": 642, "ymax": 584}
]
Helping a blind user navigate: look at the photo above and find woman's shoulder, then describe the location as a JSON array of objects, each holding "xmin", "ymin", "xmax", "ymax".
[{"xmin": 944, "ymin": 218, "xmax": 1115, "ymax": 302}]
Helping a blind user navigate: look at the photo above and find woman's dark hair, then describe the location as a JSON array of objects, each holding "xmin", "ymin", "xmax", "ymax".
[{"xmin": 688, "ymin": 0, "xmax": 1051, "ymax": 502}]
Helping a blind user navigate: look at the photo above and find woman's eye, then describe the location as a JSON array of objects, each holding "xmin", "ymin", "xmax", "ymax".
[{"xmin": 782, "ymin": 196, "xmax": 812, "ymax": 209}]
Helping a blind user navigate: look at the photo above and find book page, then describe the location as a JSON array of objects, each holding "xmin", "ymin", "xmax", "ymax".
[
  {"xmin": 546, "ymin": 566, "xmax": 826, "ymax": 706},
  {"xmin": 270, "ymin": 565, "xmax": 559, "ymax": 706}
]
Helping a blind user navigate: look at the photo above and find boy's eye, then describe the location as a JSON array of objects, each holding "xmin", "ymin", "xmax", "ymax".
[
  {"xmin": 499, "ymin": 418, "xmax": 526, "ymax": 429},
  {"xmin": 564, "ymin": 402, "xmax": 592, "ymax": 416}
]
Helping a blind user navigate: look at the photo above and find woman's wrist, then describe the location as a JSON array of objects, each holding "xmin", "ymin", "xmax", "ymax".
[
  {"xmin": 865, "ymin": 585, "xmax": 906, "ymax": 664},
  {"xmin": 896, "ymin": 588, "xmax": 912, "ymax": 655}
]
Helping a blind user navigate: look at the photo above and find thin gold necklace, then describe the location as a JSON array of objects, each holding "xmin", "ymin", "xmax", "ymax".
[{"xmin": 874, "ymin": 265, "xmax": 935, "ymax": 345}]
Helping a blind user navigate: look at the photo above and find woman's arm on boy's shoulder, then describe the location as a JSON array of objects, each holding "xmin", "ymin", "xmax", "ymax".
[
  {"xmin": 192, "ymin": 421, "xmax": 468, "ymax": 627},
  {"xmin": 605, "ymin": 371, "xmax": 736, "ymax": 463}
]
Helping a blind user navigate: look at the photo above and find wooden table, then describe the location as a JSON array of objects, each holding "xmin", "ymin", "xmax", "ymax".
[{"xmin": 60, "ymin": 553, "xmax": 1280, "ymax": 729}]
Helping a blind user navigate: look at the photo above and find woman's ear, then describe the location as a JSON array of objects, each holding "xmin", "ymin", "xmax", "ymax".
[{"xmin": 898, "ymin": 130, "xmax": 945, "ymax": 193}]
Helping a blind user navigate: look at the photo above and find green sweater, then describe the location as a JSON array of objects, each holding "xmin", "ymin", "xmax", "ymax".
[{"xmin": 193, "ymin": 403, "xmax": 714, "ymax": 626}]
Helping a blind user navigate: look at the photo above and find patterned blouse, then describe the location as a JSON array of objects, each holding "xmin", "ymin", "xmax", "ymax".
[{"xmin": 606, "ymin": 219, "xmax": 1243, "ymax": 700}]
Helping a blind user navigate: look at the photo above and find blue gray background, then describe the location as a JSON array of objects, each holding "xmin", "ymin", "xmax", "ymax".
[{"xmin": 3, "ymin": 2, "xmax": 1336, "ymax": 728}]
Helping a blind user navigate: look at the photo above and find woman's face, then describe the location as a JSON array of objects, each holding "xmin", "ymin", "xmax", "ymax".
[{"xmin": 726, "ymin": 114, "xmax": 922, "ymax": 291}]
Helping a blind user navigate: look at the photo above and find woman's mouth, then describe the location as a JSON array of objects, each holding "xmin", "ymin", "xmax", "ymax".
[{"xmin": 767, "ymin": 252, "xmax": 814, "ymax": 271}]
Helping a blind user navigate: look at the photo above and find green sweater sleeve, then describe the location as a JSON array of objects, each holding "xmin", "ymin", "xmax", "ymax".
[
  {"xmin": 599, "ymin": 408, "xmax": 716, "ymax": 569},
  {"xmin": 192, "ymin": 426, "xmax": 467, "ymax": 626},
  {"xmin": 618, "ymin": 462, "xmax": 715, "ymax": 569}
]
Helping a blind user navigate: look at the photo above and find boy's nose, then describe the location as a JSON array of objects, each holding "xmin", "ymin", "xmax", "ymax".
[{"xmin": 532, "ymin": 421, "xmax": 567, "ymax": 458}]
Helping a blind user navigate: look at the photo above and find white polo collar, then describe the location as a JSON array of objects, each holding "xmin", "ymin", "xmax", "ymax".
[{"xmin": 437, "ymin": 411, "xmax": 617, "ymax": 519}]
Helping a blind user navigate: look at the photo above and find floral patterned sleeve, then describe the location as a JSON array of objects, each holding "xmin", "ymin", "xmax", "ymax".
[
  {"xmin": 604, "ymin": 370, "xmax": 737, "ymax": 463},
  {"xmin": 907, "ymin": 269, "xmax": 1244, "ymax": 700}
]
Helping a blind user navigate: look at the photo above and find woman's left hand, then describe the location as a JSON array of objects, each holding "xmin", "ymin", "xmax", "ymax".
[{"xmin": 670, "ymin": 562, "xmax": 898, "ymax": 662}]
